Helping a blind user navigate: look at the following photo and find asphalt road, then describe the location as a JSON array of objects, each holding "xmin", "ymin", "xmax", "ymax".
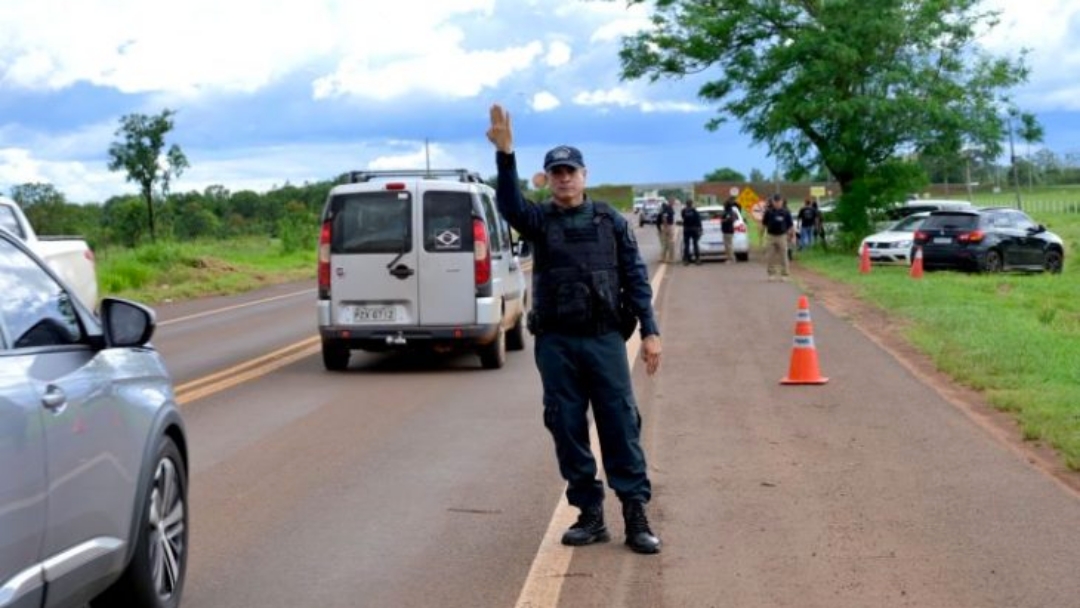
[{"xmin": 155, "ymin": 225, "xmax": 1080, "ymax": 608}]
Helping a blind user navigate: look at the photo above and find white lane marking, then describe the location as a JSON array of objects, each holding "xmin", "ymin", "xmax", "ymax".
[
  {"xmin": 159, "ymin": 289, "xmax": 311, "ymax": 326},
  {"xmin": 514, "ymin": 263, "xmax": 667, "ymax": 608}
]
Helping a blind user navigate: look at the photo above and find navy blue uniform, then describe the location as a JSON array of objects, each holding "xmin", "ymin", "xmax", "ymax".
[{"xmin": 494, "ymin": 151, "xmax": 658, "ymax": 507}]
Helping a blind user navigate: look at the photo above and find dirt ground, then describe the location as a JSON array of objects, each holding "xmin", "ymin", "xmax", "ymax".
[{"xmin": 792, "ymin": 263, "xmax": 1080, "ymax": 499}]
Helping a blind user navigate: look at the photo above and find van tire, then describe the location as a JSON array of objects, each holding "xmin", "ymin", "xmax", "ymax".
[
  {"xmin": 322, "ymin": 340, "xmax": 350, "ymax": 371},
  {"xmin": 735, "ymin": 252, "xmax": 749, "ymax": 262},
  {"xmin": 478, "ymin": 326, "xmax": 507, "ymax": 369},
  {"xmin": 506, "ymin": 313, "xmax": 526, "ymax": 351}
]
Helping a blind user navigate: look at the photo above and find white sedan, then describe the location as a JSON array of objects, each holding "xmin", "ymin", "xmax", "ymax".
[
  {"xmin": 858, "ymin": 212, "xmax": 930, "ymax": 264},
  {"xmin": 697, "ymin": 205, "xmax": 750, "ymax": 262}
]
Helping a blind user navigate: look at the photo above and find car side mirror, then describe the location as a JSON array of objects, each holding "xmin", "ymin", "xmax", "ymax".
[{"xmin": 101, "ymin": 298, "xmax": 157, "ymax": 348}]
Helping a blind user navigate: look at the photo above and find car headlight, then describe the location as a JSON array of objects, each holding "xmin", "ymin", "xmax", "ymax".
[{"xmin": 896, "ymin": 240, "xmax": 912, "ymax": 249}]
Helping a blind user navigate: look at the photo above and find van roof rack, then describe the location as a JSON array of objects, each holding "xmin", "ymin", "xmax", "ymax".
[{"xmin": 348, "ymin": 169, "xmax": 485, "ymax": 184}]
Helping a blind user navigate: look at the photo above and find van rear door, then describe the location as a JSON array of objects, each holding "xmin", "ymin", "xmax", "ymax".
[
  {"xmin": 328, "ymin": 190, "xmax": 418, "ymax": 325},
  {"xmin": 418, "ymin": 189, "xmax": 476, "ymax": 325}
]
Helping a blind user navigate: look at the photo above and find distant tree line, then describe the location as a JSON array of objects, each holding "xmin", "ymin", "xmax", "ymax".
[{"xmin": 9, "ymin": 179, "xmax": 335, "ymax": 253}]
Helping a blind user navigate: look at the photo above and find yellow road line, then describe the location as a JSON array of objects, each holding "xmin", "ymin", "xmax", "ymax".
[
  {"xmin": 175, "ymin": 336, "xmax": 321, "ymax": 405},
  {"xmin": 514, "ymin": 263, "xmax": 667, "ymax": 608}
]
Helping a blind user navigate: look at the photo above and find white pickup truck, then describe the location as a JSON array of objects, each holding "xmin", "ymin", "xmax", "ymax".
[{"xmin": 0, "ymin": 195, "xmax": 98, "ymax": 309}]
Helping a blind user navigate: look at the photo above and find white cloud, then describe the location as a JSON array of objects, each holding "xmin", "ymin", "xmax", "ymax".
[
  {"xmin": 590, "ymin": 16, "xmax": 652, "ymax": 43},
  {"xmin": 980, "ymin": 0, "xmax": 1080, "ymax": 110},
  {"xmin": 573, "ymin": 86, "xmax": 704, "ymax": 113},
  {"xmin": 0, "ymin": 0, "xmax": 502, "ymax": 97},
  {"xmin": 545, "ymin": 41, "xmax": 573, "ymax": 67},
  {"xmin": 313, "ymin": 40, "xmax": 544, "ymax": 101},
  {"xmin": 530, "ymin": 91, "xmax": 561, "ymax": 112},
  {"xmin": 0, "ymin": 147, "xmax": 127, "ymax": 203}
]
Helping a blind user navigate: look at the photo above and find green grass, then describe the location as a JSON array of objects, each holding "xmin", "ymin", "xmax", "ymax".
[
  {"xmin": 96, "ymin": 236, "xmax": 316, "ymax": 305},
  {"xmin": 796, "ymin": 211, "xmax": 1080, "ymax": 469}
]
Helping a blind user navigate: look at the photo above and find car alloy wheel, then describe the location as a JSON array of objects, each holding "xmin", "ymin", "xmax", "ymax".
[
  {"xmin": 149, "ymin": 456, "xmax": 186, "ymax": 601},
  {"xmin": 91, "ymin": 437, "xmax": 187, "ymax": 608},
  {"xmin": 983, "ymin": 249, "xmax": 1003, "ymax": 273},
  {"xmin": 1044, "ymin": 250, "xmax": 1064, "ymax": 274}
]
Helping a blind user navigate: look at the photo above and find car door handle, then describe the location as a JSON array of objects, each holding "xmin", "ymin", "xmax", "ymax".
[
  {"xmin": 389, "ymin": 264, "xmax": 415, "ymax": 280},
  {"xmin": 42, "ymin": 385, "xmax": 67, "ymax": 412}
]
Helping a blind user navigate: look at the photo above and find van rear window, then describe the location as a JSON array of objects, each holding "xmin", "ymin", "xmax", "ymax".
[
  {"xmin": 423, "ymin": 192, "xmax": 475, "ymax": 253},
  {"xmin": 331, "ymin": 192, "xmax": 412, "ymax": 254}
]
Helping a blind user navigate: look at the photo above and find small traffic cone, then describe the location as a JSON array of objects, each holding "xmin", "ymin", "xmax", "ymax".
[
  {"xmin": 781, "ymin": 295, "xmax": 829, "ymax": 385},
  {"xmin": 859, "ymin": 243, "xmax": 871, "ymax": 274},
  {"xmin": 910, "ymin": 246, "xmax": 924, "ymax": 279}
]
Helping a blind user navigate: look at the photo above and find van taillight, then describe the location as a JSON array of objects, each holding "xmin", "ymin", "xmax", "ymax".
[
  {"xmin": 318, "ymin": 221, "xmax": 332, "ymax": 299},
  {"xmin": 735, "ymin": 223, "xmax": 747, "ymax": 233},
  {"xmin": 473, "ymin": 218, "xmax": 491, "ymax": 287}
]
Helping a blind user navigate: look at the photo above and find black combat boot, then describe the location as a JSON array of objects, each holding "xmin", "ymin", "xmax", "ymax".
[
  {"xmin": 622, "ymin": 501, "xmax": 661, "ymax": 554},
  {"xmin": 561, "ymin": 504, "xmax": 610, "ymax": 546}
]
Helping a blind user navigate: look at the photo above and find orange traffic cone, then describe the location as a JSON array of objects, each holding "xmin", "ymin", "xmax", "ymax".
[
  {"xmin": 781, "ymin": 295, "xmax": 829, "ymax": 385},
  {"xmin": 859, "ymin": 243, "xmax": 871, "ymax": 274},
  {"xmin": 910, "ymin": 246, "xmax": 924, "ymax": 279}
]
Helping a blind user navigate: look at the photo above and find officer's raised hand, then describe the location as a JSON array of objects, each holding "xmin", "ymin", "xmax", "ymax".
[{"xmin": 487, "ymin": 104, "xmax": 513, "ymax": 153}]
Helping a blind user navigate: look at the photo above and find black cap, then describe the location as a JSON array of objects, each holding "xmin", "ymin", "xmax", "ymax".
[{"xmin": 543, "ymin": 145, "xmax": 585, "ymax": 171}]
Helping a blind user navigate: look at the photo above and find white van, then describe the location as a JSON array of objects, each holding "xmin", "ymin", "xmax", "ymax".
[{"xmin": 316, "ymin": 169, "xmax": 529, "ymax": 370}]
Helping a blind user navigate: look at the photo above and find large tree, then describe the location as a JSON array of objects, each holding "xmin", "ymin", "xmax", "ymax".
[
  {"xmin": 617, "ymin": 0, "xmax": 1031, "ymax": 233},
  {"xmin": 107, "ymin": 109, "xmax": 189, "ymax": 242},
  {"xmin": 704, "ymin": 167, "xmax": 746, "ymax": 182}
]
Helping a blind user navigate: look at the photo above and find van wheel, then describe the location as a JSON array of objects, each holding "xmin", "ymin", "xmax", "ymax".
[
  {"xmin": 91, "ymin": 436, "xmax": 187, "ymax": 608},
  {"xmin": 478, "ymin": 326, "xmax": 507, "ymax": 369},
  {"xmin": 735, "ymin": 252, "xmax": 749, "ymax": 262},
  {"xmin": 506, "ymin": 313, "xmax": 526, "ymax": 351},
  {"xmin": 322, "ymin": 340, "xmax": 350, "ymax": 371}
]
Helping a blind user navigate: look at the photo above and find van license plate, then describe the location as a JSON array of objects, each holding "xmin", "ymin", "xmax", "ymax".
[{"xmin": 344, "ymin": 305, "xmax": 396, "ymax": 323}]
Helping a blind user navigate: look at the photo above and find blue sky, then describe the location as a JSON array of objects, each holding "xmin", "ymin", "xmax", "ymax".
[{"xmin": 1, "ymin": 0, "xmax": 1078, "ymax": 204}]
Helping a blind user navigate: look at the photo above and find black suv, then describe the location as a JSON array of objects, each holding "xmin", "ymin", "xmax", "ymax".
[{"xmin": 912, "ymin": 207, "xmax": 1065, "ymax": 273}]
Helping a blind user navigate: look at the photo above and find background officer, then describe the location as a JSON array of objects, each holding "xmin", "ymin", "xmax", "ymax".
[
  {"xmin": 486, "ymin": 103, "xmax": 663, "ymax": 555},
  {"xmin": 762, "ymin": 193, "xmax": 795, "ymax": 280}
]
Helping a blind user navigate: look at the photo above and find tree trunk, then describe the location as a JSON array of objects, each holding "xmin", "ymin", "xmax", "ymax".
[{"xmin": 144, "ymin": 186, "xmax": 156, "ymax": 243}]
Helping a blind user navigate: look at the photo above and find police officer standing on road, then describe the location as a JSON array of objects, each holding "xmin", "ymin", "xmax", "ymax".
[
  {"xmin": 762, "ymin": 193, "xmax": 795, "ymax": 281},
  {"xmin": 721, "ymin": 196, "xmax": 738, "ymax": 263},
  {"xmin": 657, "ymin": 198, "xmax": 677, "ymax": 264},
  {"xmin": 486, "ymin": 104, "xmax": 663, "ymax": 555},
  {"xmin": 680, "ymin": 198, "xmax": 703, "ymax": 265}
]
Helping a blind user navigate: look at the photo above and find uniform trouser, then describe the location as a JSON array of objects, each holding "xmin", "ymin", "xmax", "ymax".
[
  {"xmin": 766, "ymin": 233, "xmax": 790, "ymax": 277},
  {"xmin": 534, "ymin": 331, "xmax": 651, "ymax": 508},
  {"xmin": 722, "ymin": 233, "xmax": 734, "ymax": 261},
  {"xmin": 799, "ymin": 226, "xmax": 814, "ymax": 249},
  {"xmin": 660, "ymin": 225, "xmax": 676, "ymax": 262},
  {"xmin": 683, "ymin": 229, "xmax": 701, "ymax": 262}
]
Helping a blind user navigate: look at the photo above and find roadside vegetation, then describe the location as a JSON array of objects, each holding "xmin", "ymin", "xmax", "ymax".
[
  {"xmin": 97, "ymin": 236, "xmax": 315, "ymax": 305},
  {"xmin": 795, "ymin": 208, "xmax": 1080, "ymax": 470}
]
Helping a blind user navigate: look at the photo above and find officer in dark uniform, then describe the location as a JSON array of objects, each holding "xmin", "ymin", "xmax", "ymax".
[{"xmin": 486, "ymin": 104, "xmax": 663, "ymax": 554}]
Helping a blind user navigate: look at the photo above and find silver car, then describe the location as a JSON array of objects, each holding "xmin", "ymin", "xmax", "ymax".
[{"xmin": 0, "ymin": 230, "xmax": 188, "ymax": 608}]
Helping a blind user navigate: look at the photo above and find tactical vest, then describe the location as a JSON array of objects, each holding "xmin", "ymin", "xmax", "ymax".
[{"xmin": 529, "ymin": 201, "xmax": 622, "ymax": 336}]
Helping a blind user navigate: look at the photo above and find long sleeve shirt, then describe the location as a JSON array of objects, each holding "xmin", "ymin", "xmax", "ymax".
[{"xmin": 494, "ymin": 151, "xmax": 660, "ymax": 337}]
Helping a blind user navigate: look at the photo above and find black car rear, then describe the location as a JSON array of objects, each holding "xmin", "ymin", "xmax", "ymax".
[{"xmin": 912, "ymin": 208, "xmax": 1064, "ymax": 273}]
